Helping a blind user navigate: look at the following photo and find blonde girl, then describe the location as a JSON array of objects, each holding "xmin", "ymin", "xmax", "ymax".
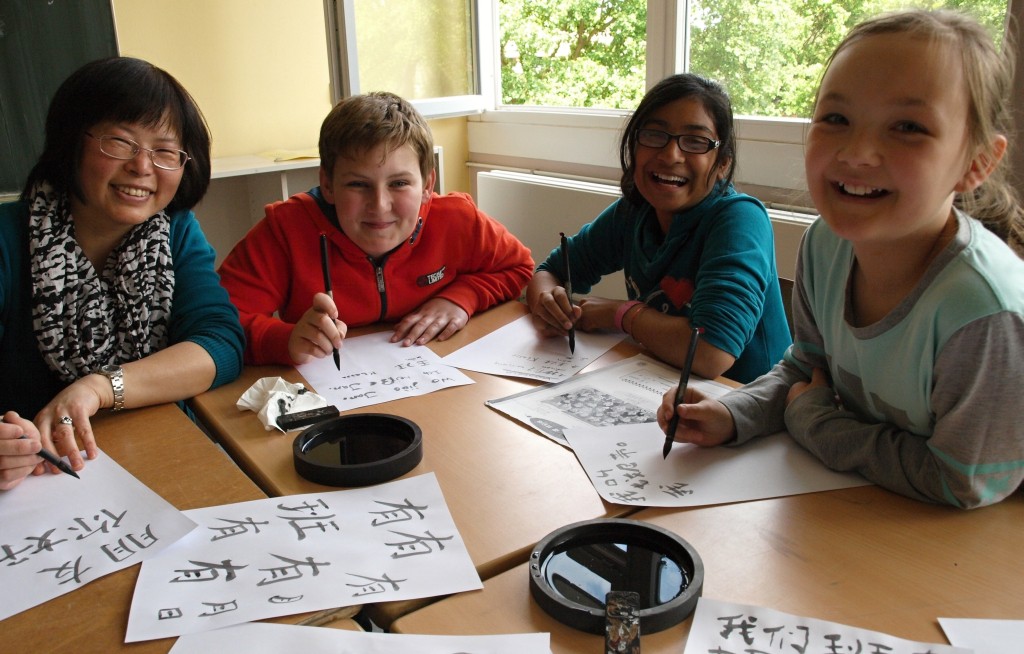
[{"xmin": 658, "ymin": 9, "xmax": 1024, "ymax": 508}]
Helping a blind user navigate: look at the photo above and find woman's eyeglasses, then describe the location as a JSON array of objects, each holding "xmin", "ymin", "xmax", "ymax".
[
  {"xmin": 86, "ymin": 133, "xmax": 190, "ymax": 170},
  {"xmin": 636, "ymin": 128, "xmax": 720, "ymax": 155}
]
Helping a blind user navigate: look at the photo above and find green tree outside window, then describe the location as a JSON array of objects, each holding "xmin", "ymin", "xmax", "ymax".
[{"xmin": 499, "ymin": 0, "xmax": 1008, "ymax": 117}]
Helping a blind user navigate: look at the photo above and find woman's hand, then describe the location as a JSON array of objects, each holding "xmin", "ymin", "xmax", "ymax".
[
  {"xmin": 656, "ymin": 386, "xmax": 737, "ymax": 447},
  {"xmin": 0, "ymin": 412, "xmax": 45, "ymax": 490},
  {"xmin": 32, "ymin": 377, "xmax": 106, "ymax": 473},
  {"xmin": 288, "ymin": 292, "xmax": 347, "ymax": 364},
  {"xmin": 392, "ymin": 298, "xmax": 469, "ymax": 346}
]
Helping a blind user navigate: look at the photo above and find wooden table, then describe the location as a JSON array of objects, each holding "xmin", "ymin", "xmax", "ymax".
[
  {"xmin": 190, "ymin": 301, "xmax": 644, "ymax": 626},
  {"xmin": 389, "ymin": 485, "xmax": 1024, "ymax": 651},
  {"xmin": 1, "ymin": 404, "xmax": 360, "ymax": 652}
]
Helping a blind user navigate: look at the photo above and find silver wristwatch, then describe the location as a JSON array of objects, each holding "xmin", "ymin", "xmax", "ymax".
[{"xmin": 98, "ymin": 364, "xmax": 125, "ymax": 411}]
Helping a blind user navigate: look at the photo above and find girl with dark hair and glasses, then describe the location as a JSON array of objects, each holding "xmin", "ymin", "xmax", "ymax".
[
  {"xmin": 527, "ymin": 73, "xmax": 791, "ymax": 383},
  {"xmin": 0, "ymin": 57, "xmax": 244, "ymax": 489}
]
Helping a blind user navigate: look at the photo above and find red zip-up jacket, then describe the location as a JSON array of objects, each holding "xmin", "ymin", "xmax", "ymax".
[{"xmin": 218, "ymin": 188, "xmax": 534, "ymax": 365}]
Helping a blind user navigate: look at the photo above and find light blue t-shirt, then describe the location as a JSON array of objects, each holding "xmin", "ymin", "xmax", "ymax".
[{"xmin": 722, "ymin": 210, "xmax": 1024, "ymax": 508}]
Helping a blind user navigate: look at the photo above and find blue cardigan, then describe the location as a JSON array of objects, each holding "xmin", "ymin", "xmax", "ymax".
[
  {"xmin": 0, "ymin": 200, "xmax": 244, "ymax": 416},
  {"xmin": 538, "ymin": 183, "xmax": 791, "ymax": 382}
]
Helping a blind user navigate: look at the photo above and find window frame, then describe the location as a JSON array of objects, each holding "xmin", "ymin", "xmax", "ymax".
[
  {"xmin": 473, "ymin": 0, "xmax": 811, "ymax": 199},
  {"xmin": 323, "ymin": 0, "xmax": 493, "ymax": 118},
  {"xmin": 326, "ymin": 0, "xmax": 1024, "ymax": 202}
]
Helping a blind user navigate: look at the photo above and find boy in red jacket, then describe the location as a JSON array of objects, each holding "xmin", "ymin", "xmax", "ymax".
[{"xmin": 218, "ymin": 92, "xmax": 534, "ymax": 365}]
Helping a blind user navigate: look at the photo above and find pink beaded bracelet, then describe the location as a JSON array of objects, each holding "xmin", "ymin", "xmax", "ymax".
[{"xmin": 614, "ymin": 300, "xmax": 644, "ymax": 332}]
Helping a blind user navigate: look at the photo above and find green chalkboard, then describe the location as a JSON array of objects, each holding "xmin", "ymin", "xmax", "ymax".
[{"xmin": 0, "ymin": 0, "xmax": 117, "ymax": 196}]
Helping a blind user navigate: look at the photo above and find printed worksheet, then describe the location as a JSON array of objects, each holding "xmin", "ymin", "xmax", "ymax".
[
  {"xmin": 0, "ymin": 451, "xmax": 196, "ymax": 621},
  {"xmin": 169, "ymin": 622, "xmax": 552, "ymax": 653},
  {"xmin": 487, "ymin": 354, "xmax": 730, "ymax": 446},
  {"xmin": 684, "ymin": 598, "xmax": 970, "ymax": 654},
  {"xmin": 297, "ymin": 332, "xmax": 473, "ymax": 411},
  {"xmin": 564, "ymin": 421, "xmax": 868, "ymax": 507},
  {"xmin": 126, "ymin": 473, "xmax": 481, "ymax": 642},
  {"xmin": 441, "ymin": 314, "xmax": 624, "ymax": 382}
]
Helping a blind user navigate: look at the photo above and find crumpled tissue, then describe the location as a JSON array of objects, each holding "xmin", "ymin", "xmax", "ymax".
[{"xmin": 237, "ymin": 377, "xmax": 328, "ymax": 432}]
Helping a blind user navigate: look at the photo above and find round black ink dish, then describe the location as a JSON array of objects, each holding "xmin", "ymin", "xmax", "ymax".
[
  {"xmin": 292, "ymin": 414, "xmax": 423, "ymax": 487},
  {"xmin": 528, "ymin": 518, "xmax": 703, "ymax": 635}
]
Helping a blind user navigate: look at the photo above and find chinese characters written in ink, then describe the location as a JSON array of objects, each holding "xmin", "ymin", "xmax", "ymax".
[
  {"xmin": 592, "ymin": 442, "xmax": 695, "ymax": 504},
  {"xmin": 2, "ymin": 507, "xmax": 163, "ymax": 588},
  {"xmin": 126, "ymin": 473, "xmax": 482, "ymax": 644},
  {"xmin": 683, "ymin": 599, "xmax": 969, "ymax": 654}
]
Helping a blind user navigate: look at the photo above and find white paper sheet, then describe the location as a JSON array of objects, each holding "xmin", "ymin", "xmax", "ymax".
[
  {"xmin": 684, "ymin": 598, "xmax": 971, "ymax": 654},
  {"xmin": 297, "ymin": 332, "xmax": 474, "ymax": 411},
  {"xmin": 0, "ymin": 450, "xmax": 197, "ymax": 621},
  {"xmin": 126, "ymin": 473, "xmax": 481, "ymax": 642},
  {"xmin": 486, "ymin": 354, "xmax": 731, "ymax": 447},
  {"xmin": 564, "ymin": 421, "xmax": 868, "ymax": 507},
  {"xmin": 169, "ymin": 622, "xmax": 551, "ymax": 653},
  {"xmin": 939, "ymin": 617, "xmax": 1023, "ymax": 654},
  {"xmin": 441, "ymin": 314, "xmax": 624, "ymax": 382}
]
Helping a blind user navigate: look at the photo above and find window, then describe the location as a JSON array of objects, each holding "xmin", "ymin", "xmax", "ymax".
[
  {"xmin": 325, "ymin": 0, "xmax": 1022, "ymax": 199},
  {"xmin": 324, "ymin": 0, "xmax": 491, "ymax": 117},
  {"xmin": 477, "ymin": 0, "xmax": 1019, "ymax": 202},
  {"xmin": 499, "ymin": 0, "xmax": 649, "ymax": 110},
  {"xmin": 498, "ymin": 0, "xmax": 1011, "ymax": 118}
]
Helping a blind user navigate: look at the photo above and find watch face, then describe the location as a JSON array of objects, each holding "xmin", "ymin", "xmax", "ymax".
[{"xmin": 101, "ymin": 364, "xmax": 122, "ymax": 376}]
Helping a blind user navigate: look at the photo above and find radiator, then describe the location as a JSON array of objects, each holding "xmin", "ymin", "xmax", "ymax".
[
  {"xmin": 475, "ymin": 170, "xmax": 808, "ymax": 288},
  {"xmin": 476, "ymin": 170, "xmax": 627, "ymax": 299}
]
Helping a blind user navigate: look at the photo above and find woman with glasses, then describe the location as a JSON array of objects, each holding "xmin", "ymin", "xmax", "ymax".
[
  {"xmin": 527, "ymin": 73, "xmax": 791, "ymax": 383},
  {"xmin": 0, "ymin": 57, "xmax": 243, "ymax": 488}
]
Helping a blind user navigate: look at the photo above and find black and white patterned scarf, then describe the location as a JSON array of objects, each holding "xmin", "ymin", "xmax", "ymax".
[{"xmin": 28, "ymin": 181, "xmax": 174, "ymax": 382}]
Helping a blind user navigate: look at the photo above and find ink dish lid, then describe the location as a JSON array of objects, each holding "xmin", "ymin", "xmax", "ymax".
[
  {"xmin": 528, "ymin": 518, "xmax": 704, "ymax": 635},
  {"xmin": 292, "ymin": 414, "xmax": 423, "ymax": 487}
]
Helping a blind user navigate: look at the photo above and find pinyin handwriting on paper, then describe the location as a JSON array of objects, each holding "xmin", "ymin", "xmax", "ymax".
[
  {"xmin": 564, "ymin": 421, "xmax": 869, "ymax": 507},
  {"xmin": 297, "ymin": 331, "xmax": 474, "ymax": 411},
  {"xmin": 126, "ymin": 472, "xmax": 481, "ymax": 642},
  {"xmin": 441, "ymin": 314, "xmax": 624, "ymax": 382},
  {"xmin": 0, "ymin": 451, "xmax": 197, "ymax": 622},
  {"xmin": 683, "ymin": 598, "xmax": 971, "ymax": 654}
]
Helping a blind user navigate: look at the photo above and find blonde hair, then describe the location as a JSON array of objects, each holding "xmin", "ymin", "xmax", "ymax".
[{"xmin": 822, "ymin": 9, "xmax": 1023, "ymax": 256}]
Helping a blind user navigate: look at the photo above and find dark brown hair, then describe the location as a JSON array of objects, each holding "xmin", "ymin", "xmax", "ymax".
[{"xmin": 22, "ymin": 56, "xmax": 211, "ymax": 212}]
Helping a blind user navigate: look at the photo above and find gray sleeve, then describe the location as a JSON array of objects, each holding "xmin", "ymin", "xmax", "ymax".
[
  {"xmin": 719, "ymin": 360, "xmax": 804, "ymax": 444},
  {"xmin": 719, "ymin": 233, "xmax": 824, "ymax": 443},
  {"xmin": 783, "ymin": 312, "xmax": 1024, "ymax": 508}
]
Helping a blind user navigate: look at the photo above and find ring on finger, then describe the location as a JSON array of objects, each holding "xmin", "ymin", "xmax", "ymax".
[{"xmin": 59, "ymin": 416, "xmax": 74, "ymax": 426}]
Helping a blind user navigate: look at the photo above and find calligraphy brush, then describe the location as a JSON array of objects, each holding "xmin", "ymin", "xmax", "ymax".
[
  {"xmin": 559, "ymin": 232, "xmax": 575, "ymax": 355},
  {"xmin": 19, "ymin": 435, "xmax": 79, "ymax": 479},
  {"xmin": 320, "ymin": 233, "xmax": 341, "ymax": 370},
  {"xmin": 663, "ymin": 325, "xmax": 703, "ymax": 459}
]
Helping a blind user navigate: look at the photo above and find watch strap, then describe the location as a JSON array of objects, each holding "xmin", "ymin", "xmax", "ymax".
[{"xmin": 100, "ymin": 366, "xmax": 125, "ymax": 411}]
